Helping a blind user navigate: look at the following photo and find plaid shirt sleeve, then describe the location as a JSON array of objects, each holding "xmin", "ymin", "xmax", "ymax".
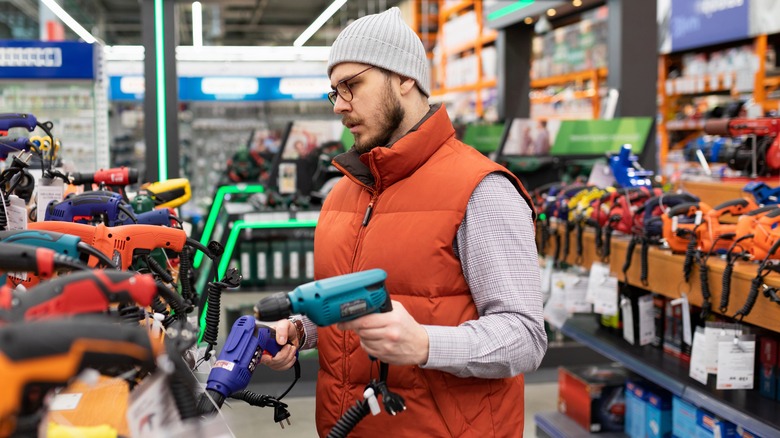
[{"xmin": 420, "ymin": 172, "xmax": 547, "ymax": 378}]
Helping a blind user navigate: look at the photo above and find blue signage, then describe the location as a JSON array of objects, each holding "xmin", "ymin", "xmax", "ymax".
[
  {"xmin": 110, "ymin": 76, "xmax": 329, "ymax": 102},
  {"xmin": 670, "ymin": 0, "xmax": 749, "ymax": 52},
  {"xmin": 0, "ymin": 40, "xmax": 95, "ymax": 80}
]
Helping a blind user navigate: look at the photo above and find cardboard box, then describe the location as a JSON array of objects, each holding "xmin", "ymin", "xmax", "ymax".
[
  {"xmin": 760, "ymin": 337, "xmax": 777, "ymax": 399},
  {"xmin": 624, "ymin": 381, "xmax": 646, "ymax": 438},
  {"xmin": 696, "ymin": 409, "xmax": 737, "ymax": 438},
  {"xmin": 558, "ymin": 364, "xmax": 627, "ymax": 433},
  {"xmin": 672, "ymin": 396, "xmax": 698, "ymax": 438},
  {"xmin": 646, "ymin": 388, "xmax": 672, "ymax": 438}
]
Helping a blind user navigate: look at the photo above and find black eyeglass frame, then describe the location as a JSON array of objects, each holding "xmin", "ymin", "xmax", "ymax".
[{"xmin": 327, "ymin": 66, "xmax": 375, "ymax": 105}]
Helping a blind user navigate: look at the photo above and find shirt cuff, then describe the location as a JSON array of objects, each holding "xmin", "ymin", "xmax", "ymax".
[{"xmin": 420, "ymin": 325, "xmax": 469, "ymax": 373}]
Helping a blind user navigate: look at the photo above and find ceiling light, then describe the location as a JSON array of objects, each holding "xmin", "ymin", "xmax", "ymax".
[
  {"xmin": 546, "ymin": 8, "xmax": 556, "ymax": 16},
  {"xmin": 40, "ymin": 0, "xmax": 98, "ymax": 44},
  {"xmin": 573, "ymin": 0, "xmax": 582, "ymax": 6},
  {"xmin": 103, "ymin": 45, "xmax": 332, "ymax": 62},
  {"xmin": 192, "ymin": 2, "xmax": 203, "ymax": 47},
  {"xmin": 294, "ymin": 0, "xmax": 347, "ymax": 47},
  {"xmin": 524, "ymin": 17, "xmax": 534, "ymax": 24}
]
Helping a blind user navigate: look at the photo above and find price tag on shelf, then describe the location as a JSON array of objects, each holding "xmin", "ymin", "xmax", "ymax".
[
  {"xmin": 6, "ymin": 194, "xmax": 26, "ymax": 230},
  {"xmin": 716, "ymin": 334, "xmax": 755, "ymax": 390},
  {"xmin": 704, "ymin": 322, "xmax": 742, "ymax": 374},
  {"xmin": 36, "ymin": 178, "xmax": 63, "ymax": 222},
  {"xmin": 544, "ymin": 272, "xmax": 569, "ymax": 330},
  {"xmin": 564, "ymin": 273, "xmax": 591, "ymax": 314},
  {"xmin": 689, "ymin": 328, "xmax": 709, "ymax": 385},
  {"xmin": 638, "ymin": 294, "xmax": 655, "ymax": 346},
  {"xmin": 622, "ymin": 297, "xmax": 635, "ymax": 345}
]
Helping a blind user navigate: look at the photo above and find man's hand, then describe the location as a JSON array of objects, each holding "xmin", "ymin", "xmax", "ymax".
[
  {"xmin": 259, "ymin": 318, "xmax": 298, "ymax": 371},
  {"xmin": 337, "ymin": 300, "xmax": 429, "ymax": 366}
]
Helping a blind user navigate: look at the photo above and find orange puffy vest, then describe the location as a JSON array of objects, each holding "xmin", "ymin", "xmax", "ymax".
[{"xmin": 313, "ymin": 106, "xmax": 535, "ymax": 437}]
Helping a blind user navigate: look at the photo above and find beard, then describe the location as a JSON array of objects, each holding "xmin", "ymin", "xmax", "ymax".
[{"xmin": 346, "ymin": 81, "xmax": 405, "ymax": 154}]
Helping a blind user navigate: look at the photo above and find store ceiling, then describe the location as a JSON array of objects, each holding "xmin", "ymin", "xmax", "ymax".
[{"xmin": 0, "ymin": 0, "xmax": 405, "ymax": 46}]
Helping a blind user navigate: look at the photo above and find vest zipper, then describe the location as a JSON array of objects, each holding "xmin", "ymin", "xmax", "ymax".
[{"xmin": 362, "ymin": 200, "xmax": 374, "ymax": 226}]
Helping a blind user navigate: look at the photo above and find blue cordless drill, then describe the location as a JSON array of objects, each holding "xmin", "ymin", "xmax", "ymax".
[{"xmin": 254, "ymin": 269, "xmax": 391, "ymax": 326}]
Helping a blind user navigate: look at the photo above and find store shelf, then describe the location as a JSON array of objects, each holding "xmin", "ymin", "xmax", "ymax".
[
  {"xmin": 431, "ymin": 79, "xmax": 497, "ymax": 96},
  {"xmin": 530, "ymin": 68, "xmax": 608, "ymax": 89},
  {"xmin": 535, "ymin": 411, "xmax": 627, "ymax": 438},
  {"xmin": 444, "ymin": 33, "xmax": 497, "ymax": 57},
  {"xmin": 540, "ymin": 223, "xmax": 780, "ymax": 333},
  {"xmin": 561, "ymin": 315, "xmax": 780, "ymax": 437},
  {"xmin": 530, "ymin": 90, "xmax": 596, "ymax": 104},
  {"xmin": 440, "ymin": 0, "xmax": 471, "ymax": 18}
]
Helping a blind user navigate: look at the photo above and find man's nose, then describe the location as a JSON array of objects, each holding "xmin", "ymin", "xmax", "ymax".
[{"xmin": 332, "ymin": 95, "xmax": 351, "ymax": 114}]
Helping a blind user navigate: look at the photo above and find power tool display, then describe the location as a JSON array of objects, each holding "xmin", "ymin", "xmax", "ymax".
[
  {"xmin": 700, "ymin": 117, "xmax": 780, "ymax": 176},
  {"xmin": 0, "ymin": 319, "xmax": 159, "ymax": 437},
  {"xmin": 607, "ymin": 144, "xmax": 654, "ymax": 188},
  {"xmin": 142, "ymin": 178, "xmax": 192, "ymax": 209}
]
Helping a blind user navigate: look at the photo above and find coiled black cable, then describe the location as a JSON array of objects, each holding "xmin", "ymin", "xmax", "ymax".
[
  {"xmin": 145, "ymin": 255, "xmax": 173, "ymax": 283},
  {"xmin": 202, "ymin": 281, "xmax": 225, "ymax": 360},
  {"xmin": 682, "ymin": 236, "xmax": 697, "ymax": 283},
  {"xmin": 553, "ymin": 231, "xmax": 561, "ymax": 267},
  {"xmin": 640, "ymin": 238, "xmax": 650, "ymax": 286},
  {"xmin": 735, "ymin": 238, "xmax": 780, "ymax": 320},
  {"xmin": 117, "ymin": 304, "xmax": 146, "ymax": 324},
  {"xmin": 166, "ymin": 344, "xmax": 199, "ymax": 420},
  {"xmin": 179, "ymin": 246, "xmax": 194, "ymax": 305},
  {"xmin": 720, "ymin": 234, "xmax": 752, "ymax": 314},
  {"xmin": 594, "ymin": 222, "xmax": 603, "ymax": 256},
  {"xmin": 575, "ymin": 220, "xmax": 584, "ymax": 263},
  {"xmin": 698, "ymin": 256, "xmax": 712, "ymax": 319},
  {"xmin": 156, "ymin": 282, "xmax": 191, "ymax": 319},
  {"xmin": 602, "ymin": 225, "xmax": 613, "ymax": 262},
  {"xmin": 622, "ymin": 236, "xmax": 637, "ymax": 280},
  {"xmin": 540, "ymin": 222, "xmax": 549, "ymax": 255},
  {"xmin": 327, "ymin": 399, "xmax": 371, "ymax": 438}
]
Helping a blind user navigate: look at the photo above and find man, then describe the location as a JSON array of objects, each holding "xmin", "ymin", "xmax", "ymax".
[{"xmin": 262, "ymin": 7, "xmax": 546, "ymax": 437}]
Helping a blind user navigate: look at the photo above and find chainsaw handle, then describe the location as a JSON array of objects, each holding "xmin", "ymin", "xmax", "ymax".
[
  {"xmin": 746, "ymin": 205, "xmax": 778, "ymax": 217},
  {"xmin": 667, "ymin": 202, "xmax": 701, "ymax": 218}
]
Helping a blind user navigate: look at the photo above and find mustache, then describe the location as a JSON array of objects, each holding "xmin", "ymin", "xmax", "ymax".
[{"xmin": 342, "ymin": 117, "xmax": 361, "ymax": 127}]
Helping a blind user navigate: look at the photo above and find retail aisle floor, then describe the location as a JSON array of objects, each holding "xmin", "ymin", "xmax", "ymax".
[{"xmin": 223, "ymin": 369, "xmax": 559, "ymax": 437}]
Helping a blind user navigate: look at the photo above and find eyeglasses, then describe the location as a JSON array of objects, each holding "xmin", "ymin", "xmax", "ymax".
[{"xmin": 327, "ymin": 66, "xmax": 374, "ymax": 105}]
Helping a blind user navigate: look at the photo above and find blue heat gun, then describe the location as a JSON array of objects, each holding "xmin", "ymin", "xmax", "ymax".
[
  {"xmin": 254, "ymin": 269, "xmax": 391, "ymax": 326},
  {"xmin": 0, "ymin": 114, "xmax": 37, "ymax": 133},
  {"xmin": 608, "ymin": 144, "xmax": 654, "ymax": 188},
  {"xmin": 198, "ymin": 315, "xmax": 284, "ymax": 413}
]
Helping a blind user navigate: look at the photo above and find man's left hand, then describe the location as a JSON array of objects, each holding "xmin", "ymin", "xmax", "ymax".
[{"xmin": 337, "ymin": 300, "xmax": 429, "ymax": 366}]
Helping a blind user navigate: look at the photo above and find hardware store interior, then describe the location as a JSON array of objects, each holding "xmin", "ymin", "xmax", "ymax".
[{"xmin": 3, "ymin": 0, "xmax": 780, "ymax": 437}]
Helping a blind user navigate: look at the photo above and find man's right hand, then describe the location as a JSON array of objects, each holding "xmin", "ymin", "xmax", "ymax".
[{"xmin": 260, "ymin": 318, "xmax": 298, "ymax": 371}]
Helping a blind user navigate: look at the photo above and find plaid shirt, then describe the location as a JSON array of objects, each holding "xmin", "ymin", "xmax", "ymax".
[{"xmin": 301, "ymin": 173, "xmax": 547, "ymax": 378}]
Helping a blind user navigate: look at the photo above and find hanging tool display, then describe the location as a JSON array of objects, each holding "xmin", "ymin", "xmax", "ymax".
[
  {"xmin": 0, "ymin": 229, "xmax": 115, "ymax": 288},
  {"xmin": 698, "ymin": 198, "xmax": 758, "ymax": 254},
  {"xmin": 0, "ymin": 318, "xmax": 160, "ymax": 437},
  {"xmin": 601, "ymin": 187, "xmax": 663, "ymax": 262},
  {"xmin": 27, "ymin": 222, "xmax": 195, "ymax": 270},
  {"xmin": 142, "ymin": 178, "xmax": 192, "ymax": 209},
  {"xmin": 720, "ymin": 205, "xmax": 779, "ymax": 314},
  {"xmin": 703, "ymin": 117, "xmax": 780, "ymax": 176},
  {"xmin": 572, "ymin": 187, "xmax": 614, "ymax": 263},
  {"xmin": 744, "ymin": 207, "xmax": 780, "ymax": 261},
  {"xmin": 44, "ymin": 191, "xmax": 138, "ymax": 225},
  {"xmin": 608, "ymin": 144, "xmax": 655, "ymax": 188},
  {"xmin": 0, "ymin": 271, "xmax": 170, "ymax": 323}
]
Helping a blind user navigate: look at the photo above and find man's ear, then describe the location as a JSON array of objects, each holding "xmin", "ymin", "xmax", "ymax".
[{"xmin": 398, "ymin": 76, "xmax": 417, "ymax": 95}]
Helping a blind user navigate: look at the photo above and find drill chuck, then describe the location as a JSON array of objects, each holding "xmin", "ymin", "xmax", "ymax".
[{"xmin": 255, "ymin": 293, "xmax": 293, "ymax": 322}]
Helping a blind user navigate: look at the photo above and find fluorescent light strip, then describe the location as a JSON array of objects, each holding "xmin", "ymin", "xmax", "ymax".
[
  {"xmin": 104, "ymin": 45, "xmax": 332, "ymax": 62},
  {"xmin": 192, "ymin": 1, "xmax": 203, "ymax": 47},
  {"xmin": 154, "ymin": 0, "xmax": 168, "ymax": 182},
  {"xmin": 294, "ymin": 0, "xmax": 347, "ymax": 47},
  {"xmin": 487, "ymin": 0, "xmax": 536, "ymax": 22},
  {"xmin": 41, "ymin": 0, "xmax": 97, "ymax": 44}
]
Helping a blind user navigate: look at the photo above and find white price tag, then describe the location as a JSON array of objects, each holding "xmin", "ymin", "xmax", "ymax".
[
  {"xmin": 36, "ymin": 179, "xmax": 64, "ymax": 222},
  {"xmin": 638, "ymin": 294, "xmax": 656, "ymax": 346},
  {"xmin": 540, "ymin": 257, "xmax": 554, "ymax": 302},
  {"xmin": 6, "ymin": 195, "xmax": 26, "ymax": 230},
  {"xmin": 587, "ymin": 262, "xmax": 609, "ymax": 303},
  {"xmin": 49, "ymin": 393, "xmax": 82, "ymax": 411},
  {"xmin": 689, "ymin": 328, "xmax": 709, "ymax": 385},
  {"xmin": 127, "ymin": 372, "xmax": 182, "ymax": 437},
  {"xmin": 622, "ymin": 297, "xmax": 635, "ymax": 345},
  {"xmin": 564, "ymin": 273, "xmax": 591, "ymax": 314},
  {"xmin": 716, "ymin": 335, "xmax": 755, "ymax": 390},
  {"xmin": 544, "ymin": 272, "xmax": 569, "ymax": 329},
  {"xmin": 704, "ymin": 323, "xmax": 742, "ymax": 374}
]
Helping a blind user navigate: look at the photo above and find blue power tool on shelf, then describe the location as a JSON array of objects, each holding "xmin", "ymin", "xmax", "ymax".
[
  {"xmin": 608, "ymin": 144, "xmax": 654, "ymax": 188},
  {"xmin": 743, "ymin": 181, "xmax": 780, "ymax": 206},
  {"xmin": 0, "ymin": 114, "xmax": 37, "ymax": 133},
  {"xmin": 197, "ymin": 315, "xmax": 284, "ymax": 412},
  {"xmin": 254, "ymin": 269, "xmax": 391, "ymax": 326}
]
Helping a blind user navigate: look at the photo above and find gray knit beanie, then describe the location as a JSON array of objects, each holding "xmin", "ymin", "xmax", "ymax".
[{"xmin": 327, "ymin": 7, "xmax": 430, "ymax": 97}]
